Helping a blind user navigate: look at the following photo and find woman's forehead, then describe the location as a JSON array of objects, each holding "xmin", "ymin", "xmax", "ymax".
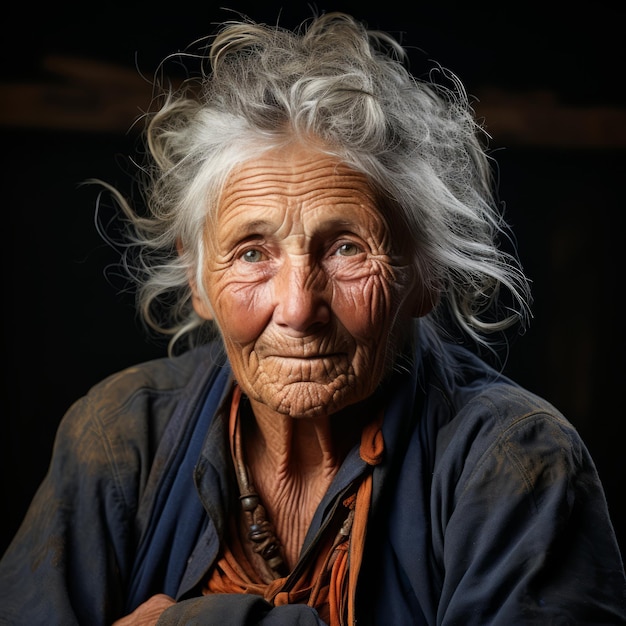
[
  {"xmin": 217, "ymin": 146, "xmax": 380, "ymax": 217},
  {"xmin": 223, "ymin": 143, "xmax": 370, "ymax": 190}
]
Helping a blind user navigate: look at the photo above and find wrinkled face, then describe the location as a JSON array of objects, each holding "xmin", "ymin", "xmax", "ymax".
[{"xmin": 192, "ymin": 143, "xmax": 414, "ymax": 419}]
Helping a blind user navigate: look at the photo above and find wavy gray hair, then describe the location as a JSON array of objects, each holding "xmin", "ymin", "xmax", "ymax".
[{"xmin": 100, "ymin": 11, "xmax": 531, "ymax": 355}]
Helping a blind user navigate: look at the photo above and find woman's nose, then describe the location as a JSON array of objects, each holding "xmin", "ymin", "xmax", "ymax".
[{"xmin": 273, "ymin": 263, "xmax": 330, "ymax": 333}]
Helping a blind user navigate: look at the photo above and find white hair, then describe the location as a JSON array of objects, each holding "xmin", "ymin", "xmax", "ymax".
[{"xmin": 99, "ymin": 11, "xmax": 532, "ymax": 356}]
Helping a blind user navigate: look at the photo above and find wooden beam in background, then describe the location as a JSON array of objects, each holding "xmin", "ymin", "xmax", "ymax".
[
  {"xmin": 474, "ymin": 88, "xmax": 626, "ymax": 149},
  {"xmin": 1, "ymin": 56, "xmax": 625, "ymax": 148}
]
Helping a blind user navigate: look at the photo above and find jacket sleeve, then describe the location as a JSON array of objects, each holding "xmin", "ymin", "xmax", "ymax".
[
  {"xmin": 433, "ymin": 394, "xmax": 626, "ymax": 624},
  {"xmin": 0, "ymin": 392, "xmax": 142, "ymax": 626},
  {"xmin": 156, "ymin": 594, "xmax": 327, "ymax": 625}
]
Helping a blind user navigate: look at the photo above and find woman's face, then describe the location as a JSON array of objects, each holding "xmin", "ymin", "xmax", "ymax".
[{"xmin": 192, "ymin": 143, "xmax": 414, "ymax": 419}]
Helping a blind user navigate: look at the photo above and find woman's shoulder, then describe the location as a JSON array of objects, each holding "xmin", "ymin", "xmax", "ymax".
[
  {"xmin": 58, "ymin": 342, "xmax": 228, "ymax": 453},
  {"xmin": 429, "ymin": 362, "xmax": 591, "ymax": 506},
  {"xmin": 86, "ymin": 341, "xmax": 224, "ymax": 409},
  {"xmin": 422, "ymin": 339, "xmax": 583, "ymax": 473}
]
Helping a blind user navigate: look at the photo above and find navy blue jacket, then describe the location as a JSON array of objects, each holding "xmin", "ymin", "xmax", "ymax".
[{"xmin": 1, "ymin": 327, "xmax": 625, "ymax": 624}]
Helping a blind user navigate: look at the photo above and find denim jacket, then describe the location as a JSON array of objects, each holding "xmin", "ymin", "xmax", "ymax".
[{"xmin": 1, "ymin": 326, "xmax": 625, "ymax": 625}]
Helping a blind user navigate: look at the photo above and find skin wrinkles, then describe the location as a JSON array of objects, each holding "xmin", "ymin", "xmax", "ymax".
[
  {"xmin": 195, "ymin": 146, "xmax": 402, "ymax": 419},
  {"xmin": 191, "ymin": 142, "xmax": 419, "ymax": 565}
]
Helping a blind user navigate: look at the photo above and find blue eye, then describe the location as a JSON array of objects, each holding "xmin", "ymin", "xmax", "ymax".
[
  {"xmin": 241, "ymin": 249, "xmax": 264, "ymax": 263},
  {"xmin": 336, "ymin": 243, "xmax": 360, "ymax": 256}
]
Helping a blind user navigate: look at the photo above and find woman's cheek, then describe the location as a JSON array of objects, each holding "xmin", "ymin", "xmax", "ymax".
[
  {"xmin": 333, "ymin": 273, "xmax": 394, "ymax": 339},
  {"xmin": 211, "ymin": 280, "xmax": 272, "ymax": 344}
]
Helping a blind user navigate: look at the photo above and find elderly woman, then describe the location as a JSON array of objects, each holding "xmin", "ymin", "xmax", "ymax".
[{"xmin": 1, "ymin": 12, "xmax": 624, "ymax": 626}]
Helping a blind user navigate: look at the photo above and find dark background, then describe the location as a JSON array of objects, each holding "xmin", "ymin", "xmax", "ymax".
[{"xmin": 2, "ymin": 2, "xmax": 625, "ymax": 563}]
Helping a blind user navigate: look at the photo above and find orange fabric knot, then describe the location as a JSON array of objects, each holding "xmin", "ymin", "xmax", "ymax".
[{"xmin": 359, "ymin": 411, "xmax": 384, "ymax": 466}]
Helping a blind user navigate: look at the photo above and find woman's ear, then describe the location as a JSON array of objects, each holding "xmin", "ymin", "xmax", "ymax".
[
  {"xmin": 177, "ymin": 238, "xmax": 214, "ymax": 321},
  {"xmin": 191, "ymin": 286, "xmax": 214, "ymax": 321}
]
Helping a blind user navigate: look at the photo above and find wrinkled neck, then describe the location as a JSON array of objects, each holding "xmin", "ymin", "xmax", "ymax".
[{"xmin": 241, "ymin": 399, "xmax": 364, "ymax": 567}]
